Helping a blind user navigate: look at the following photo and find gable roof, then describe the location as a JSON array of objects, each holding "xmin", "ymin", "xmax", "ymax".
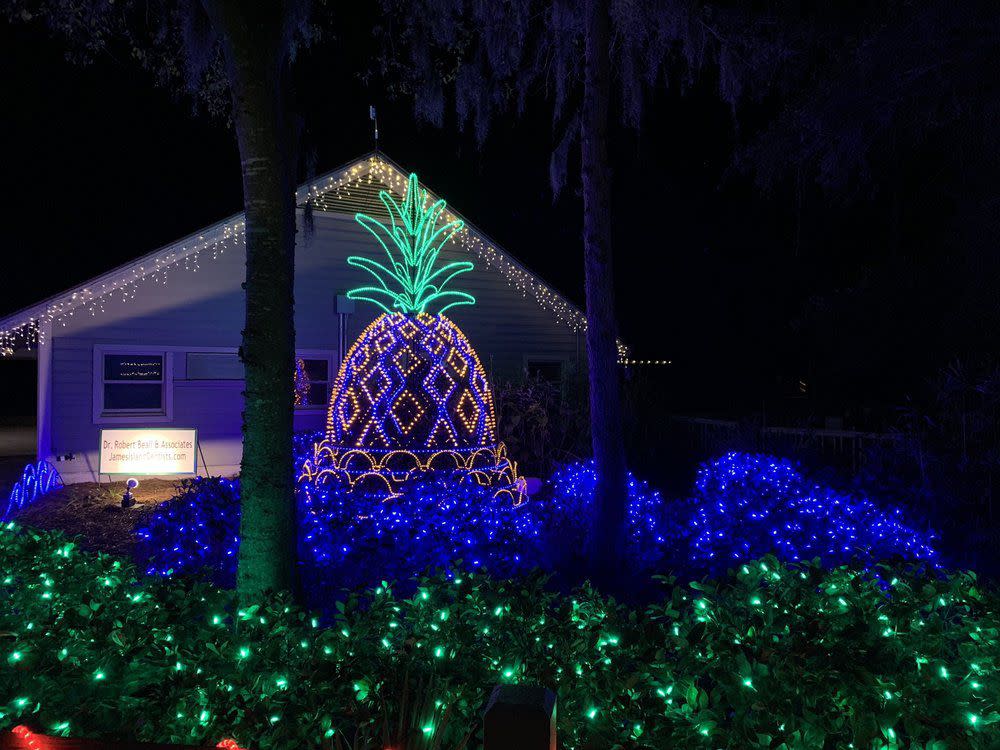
[{"xmin": 0, "ymin": 152, "xmax": 587, "ymax": 355}]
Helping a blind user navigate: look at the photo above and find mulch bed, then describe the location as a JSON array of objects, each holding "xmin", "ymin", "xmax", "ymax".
[{"xmin": 12, "ymin": 479, "xmax": 181, "ymax": 558}]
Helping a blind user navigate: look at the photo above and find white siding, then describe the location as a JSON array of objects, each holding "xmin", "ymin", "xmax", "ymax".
[{"xmin": 48, "ymin": 209, "xmax": 583, "ymax": 482}]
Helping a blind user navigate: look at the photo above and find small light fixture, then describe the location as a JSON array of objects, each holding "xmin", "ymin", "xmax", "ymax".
[{"xmin": 122, "ymin": 477, "xmax": 139, "ymax": 508}]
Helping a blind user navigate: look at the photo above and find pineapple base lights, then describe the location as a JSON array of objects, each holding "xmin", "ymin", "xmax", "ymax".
[{"xmin": 299, "ymin": 312, "xmax": 525, "ymax": 503}]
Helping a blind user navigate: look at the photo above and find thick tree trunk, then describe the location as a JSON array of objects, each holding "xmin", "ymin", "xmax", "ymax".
[
  {"xmin": 204, "ymin": 0, "xmax": 297, "ymax": 598},
  {"xmin": 581, "ymin": 0, "xmax": 628, "ymax": 581}
]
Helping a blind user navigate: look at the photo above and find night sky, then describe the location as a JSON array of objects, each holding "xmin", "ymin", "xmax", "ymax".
[{"xmin": 2, "ymin": 11, "xmax": 994, "ymax": 424}]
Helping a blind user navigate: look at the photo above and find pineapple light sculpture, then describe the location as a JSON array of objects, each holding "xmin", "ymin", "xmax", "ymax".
[{"xmin": 299, "ymin": 174, "xmax": 525, "ymax": 502}]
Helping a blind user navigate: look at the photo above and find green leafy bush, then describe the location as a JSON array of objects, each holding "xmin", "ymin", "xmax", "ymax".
[{"xmin": 1, "ymin": 523, "xmax": 998, "ymax": 750}]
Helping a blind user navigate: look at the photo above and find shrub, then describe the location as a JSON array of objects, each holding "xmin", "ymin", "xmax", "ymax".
[
  {"xmin": 297, "ymin": 474, "xmax": 545, "ymax": 597},
  {"xmin": 133, "ymin": 432, "xmax": 320, "ymax": 583},
  {"xmin": 864, "ymin": 357, "xmax": 1000, "ymax": 575},
  {"xmin": 135, "ymin": 450, "xmax": 939, "ymax": 594},
  {"xmin": 2, "ymin": 524, "xmax": 998, "ymax": 750},
  {"xmin": 136, "ymin": 462, "xmax": 666, "ymax": 596},
  {"xmin": 134, "ymin": 476, "xmax": 241, "ymax": 583},
  {"xmin": 687, "ymin": 452, "xmax": 939, "ymax": 570},
  {"xmin": 494, "ymin": 373, "xmax": 590, "ymax": 476}
]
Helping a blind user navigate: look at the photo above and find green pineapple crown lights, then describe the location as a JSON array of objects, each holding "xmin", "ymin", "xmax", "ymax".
[{"xmin": 349, "ymin": 173, "xmax": 475, "ymax": 316}]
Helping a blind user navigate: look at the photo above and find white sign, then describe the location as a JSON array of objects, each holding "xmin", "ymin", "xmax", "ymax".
[{"xmin": 99, "ymin": 428, "xmax": 198, "ymax": 475}]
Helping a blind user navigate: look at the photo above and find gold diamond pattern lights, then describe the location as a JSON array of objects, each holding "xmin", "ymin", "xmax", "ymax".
[{"xmin": 300, "ymin": 312, "xmax": 524, "ymax": 503}]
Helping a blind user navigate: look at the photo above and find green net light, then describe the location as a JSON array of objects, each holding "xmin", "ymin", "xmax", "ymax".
[{"xmin": 349, "ymin": 173, "xmax": 473, "ymax": 316}]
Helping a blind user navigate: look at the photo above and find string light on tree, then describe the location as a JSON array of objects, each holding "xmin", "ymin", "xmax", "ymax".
[{"xmin": 619, "ymin": 358, "xmax": 672, "ymax": 366}]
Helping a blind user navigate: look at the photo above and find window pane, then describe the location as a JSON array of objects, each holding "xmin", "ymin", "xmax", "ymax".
[
  {"xmin": 104, "ymin": 354, "xmax": 163, "ymax": 381},
  {"xmin": 304, "ymin": 384, "xmax": 328, "ymax": 406},
  {"xmin": 104, "ymin": 383, "xmax": 163, "ymax": 411},
  {"xmin": 187, "ymin": 352, "xmax": 243, "ymax": 380},
  {"xmin": 527, "ymin": 360, "xmax": 563, "ymax": 383},
  {"xmin": 301, "ymin": 358, "xmax": 329, "ymax": 381}
]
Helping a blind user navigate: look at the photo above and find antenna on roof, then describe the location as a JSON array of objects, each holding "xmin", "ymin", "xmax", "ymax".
[{"xmin": 369, "ymin": 105, "xmax": 379, "ymax": 155}]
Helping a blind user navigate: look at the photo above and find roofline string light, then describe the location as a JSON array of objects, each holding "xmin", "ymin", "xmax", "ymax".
[
  {"xmin": 0, "ymin": 221, "xmax": 245, "ymax": 354},
  {"xmin": 1, "ymin": 155, "xmax": 598, "ymax": 354}
]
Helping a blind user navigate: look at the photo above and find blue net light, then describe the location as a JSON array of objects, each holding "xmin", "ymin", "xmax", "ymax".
[
  {"xmin": 686, "ymin": 452, "xmax": 939, "ymax": 566},
  {"xmin": 137, "ymin": 448, "xmax": 940, "ymax": 593}
]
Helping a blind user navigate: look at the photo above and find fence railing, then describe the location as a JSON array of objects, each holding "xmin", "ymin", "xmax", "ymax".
[{"xmin": 669, "ymin": 415, "xmax": 915, "ymax": 473}]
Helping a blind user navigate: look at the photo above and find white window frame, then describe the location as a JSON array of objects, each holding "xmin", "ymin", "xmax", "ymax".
[
  {"xmin": 93, "ymin": 345, "xmax": 174, "ymax": 424},
  {"xmin": 295, "ymin": 349, "xmax": 336, "ymax": 411}
]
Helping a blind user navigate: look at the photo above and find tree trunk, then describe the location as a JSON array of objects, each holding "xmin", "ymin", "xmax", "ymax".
[
  {"xmin": 204, "ymin": 0, "xmax": 298, "ymax": 598},
  {"xmin": 581, "ymin": 0, "xmax": 628, "ymax": 581}
]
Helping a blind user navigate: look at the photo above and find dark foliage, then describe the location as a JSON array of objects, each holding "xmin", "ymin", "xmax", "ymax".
[
  {"xmin": 860, "ymin": 358, "xmax": 1000, "ymax": 574},
  {"xmin": 2, "ymin": 524, "xmax": 998, "ymax": 749},
  {"xmin": 494, "ymin": 372, "xmax": 590, "ymax": 477}
]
